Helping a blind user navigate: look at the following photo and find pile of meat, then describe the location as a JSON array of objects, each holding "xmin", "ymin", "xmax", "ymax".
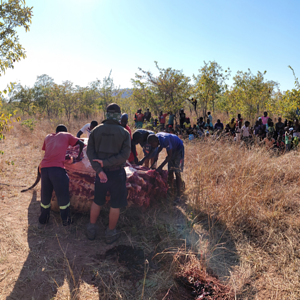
[
  {"xmin": 125, "ymin": 163, "xmax": 168, "ymax": 207},
  {"xmin": 50, "ymin": 140, "xmax": 168, "ymax": 212}
]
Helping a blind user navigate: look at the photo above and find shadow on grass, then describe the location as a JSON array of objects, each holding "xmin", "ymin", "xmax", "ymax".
[
  {"xmin": 6, "ymin": 190, "xmax": 109, "ymax": 300},
  {"xmin": 192, "ymin": 210, "xmax": 258, "ymax": 299}
]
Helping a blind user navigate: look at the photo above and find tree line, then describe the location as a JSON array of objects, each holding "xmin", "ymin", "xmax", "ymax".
[{"xmin": 1, "ymin": 61, "xmax": 300, "ymax": 124}]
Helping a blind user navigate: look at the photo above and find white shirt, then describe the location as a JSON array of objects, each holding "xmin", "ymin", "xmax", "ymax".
[
  {"xmin": 80, "ymin": 123, "xmax": 92, "ymax": 137},
  {"xmin": 241, "ymin": 125, "xmax": 250, "ymax": 137}
]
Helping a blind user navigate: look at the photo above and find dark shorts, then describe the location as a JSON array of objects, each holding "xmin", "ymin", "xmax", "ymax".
[
  {"xmin": 143, "ymin": 144, "xmax": 159, "ymax": 159},
  {"xmin": 94, "ymin": 168, "xmax": 127, "ymax": 208},
  {"xmin": 168, "ymin": 146, "xmax": 184, "ymax": 173},
  {"xmin": 41, "ymin": 167, "xmax": 70, "ymax": 209}
]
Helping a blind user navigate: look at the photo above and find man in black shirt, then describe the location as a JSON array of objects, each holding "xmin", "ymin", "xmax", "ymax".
[
  {"xmin": 275, "ymin": 117, "xmax": 285, "ymax": 134},
  {"xmin": 179, "ymin": 109, "xmax": 186, "ymax": 128},
  {"xmin": 144, "ymin": 108, "xmax": 151, "ymax": 122}
]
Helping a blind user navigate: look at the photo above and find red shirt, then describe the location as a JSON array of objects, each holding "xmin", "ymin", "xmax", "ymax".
[
  {"xmin": 125, "ymin": 125, "xmax": 136, "ymax": 163},
  {"xmin": 41, "ymin": 132, "xmax": 79, "ymax": 169},
  {"xmin": 159, "ymin": 113, "xmax": 168, "ymax": 124}
]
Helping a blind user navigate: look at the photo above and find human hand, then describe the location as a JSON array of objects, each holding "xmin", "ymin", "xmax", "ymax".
[
  {"xmin": 98, "ymin": 171, "xmax": 108, "ymax": 183},
  {"xmin": 93, "ymin": 159, "xmax": 103, "ymax": 167}
]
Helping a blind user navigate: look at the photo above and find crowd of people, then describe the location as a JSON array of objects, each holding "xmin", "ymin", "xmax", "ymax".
[{"xmin": 133, "ymin": 108, "xmax": 300, "ymax": 154}]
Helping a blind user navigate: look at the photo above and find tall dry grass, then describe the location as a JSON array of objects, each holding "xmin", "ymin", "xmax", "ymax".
[{"xmin": 184, "ymin": 139, "xmax": 300, "ymax": 299}]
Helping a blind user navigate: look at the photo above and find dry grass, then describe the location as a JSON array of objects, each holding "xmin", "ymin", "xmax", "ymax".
[
  {"xmin": 184, "ymin": 139, "xmax": 300, "ymax": 299},
  {"xmin": 2, "ymin": 116, "xmax": 300, "ymax": 299}
]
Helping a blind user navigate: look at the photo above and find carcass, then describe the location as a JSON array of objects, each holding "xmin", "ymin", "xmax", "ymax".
[{"xmin": 23, "ymin": 139, "xmax": 168, "ymax": 213}]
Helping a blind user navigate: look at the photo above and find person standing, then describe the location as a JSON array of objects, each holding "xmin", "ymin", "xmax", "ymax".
[
  {"xmin": 39, "ymin": 125, "xmax": 84, "ymax": 227},
  {"xmin": 261, "ymin": 112, "xmax": 269, "ymax": 125},
  {"xmin": 168, "ymin": 112, "xmax": 175, "ymax": 129},
  {"xmin": 76, "ymin": 121, "xmax": 98, "ymax": 138},
  {"xmin": 207, "ymin": 112, "xmax": 212, "ymax": 124},
  {"xmin": 179, "ymin": 109, "xmax": 186, "ymax": 128},
  {"xmin": 86, "ymin": 103, "xmax": 131, "ymax": 243},
  {"xmin": 144, "ymin": 108, "xmax": 151, "ymax": 122},
  {"xmin": 135, "ymin": 108, "xmax": 144, "ymax": 128},
  {"xmin": 159, "ymin": 111, "xmax": 168, "ymax": 130},
  {"xmin": 120, "ymin": 113, "xmax": 136, "ymax": 164}
]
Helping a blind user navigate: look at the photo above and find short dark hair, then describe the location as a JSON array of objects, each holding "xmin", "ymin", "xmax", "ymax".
[
  {"xmin": 133, "ymin": 131, "xmax": 142, "ymax": 142},
  {"xmin": 147, "ymin": 134, "xmax": 158, "ymax": 144},
  {"xmin": 90, "ymin": 121, "xmax": 98, "ymax": 128},
  {"xmin": 56, "ymin": 124, "xmax": 67, "ymax": 133},
  {"xmin": 106, "ymin": 103, "xmax": 121, "ymax": 113},
  {"xmin": 207, "ymin": 112, "xmax": 211, "ymax": 115}
]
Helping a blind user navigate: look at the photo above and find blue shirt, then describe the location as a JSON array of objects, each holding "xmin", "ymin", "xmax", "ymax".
[
  {"xmin": 168, "ymin": 114, "xmax": 175, "ymax": 125},
  {"xmin": 156, "ymin": 132, "xmax": 183, "ymax": 152}
]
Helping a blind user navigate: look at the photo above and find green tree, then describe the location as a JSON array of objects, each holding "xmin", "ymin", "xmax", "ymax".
[
  {"xmin": 0, "ymin": 0, "xmax": 32, "ymax": 141},
  {"xmin": 135, "ymin": 61, "xmax": 191, "ymax": 120},
  {"xmin": 193, "ymin": 61, "xmax": 230, "ymax": 117},
  {"xmin": 0, "ymin": 0, "xmax": 33, "ymax": 76}
]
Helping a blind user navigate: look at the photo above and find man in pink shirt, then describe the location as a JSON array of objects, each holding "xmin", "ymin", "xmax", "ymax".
[{"xmin": 39, "ymin": 124, "xmax": 84, "ymax": 227}]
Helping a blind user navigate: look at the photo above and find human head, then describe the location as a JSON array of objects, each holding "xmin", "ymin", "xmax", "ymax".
[
  {"xmin": 199, "ymin": 117, "xmax": 203, "ymax": 121},
  {"xmin": 245, "ymin": 121, "xmax": 250, "ymax": 127},
  {"xmin": 231, "ymin": 118, "xmax": 235, "ymax": 123},
  {"xmin": 264, "ymin": 111, "xmax": 268, "ymax": 117},
  {"xmin": 138, "ymin": 108, "xmax": 142, "ymax": 113},
  {"xmin": 217, "ymin": 119, "xmax": 220, "ymax": 123},
  {"xmin": 207, "ymin": 112, "xmax": 211, "ymax": 115},
  {"xmin": 56, "ymin": 124, "xmax": 67, "ymax": 133},
  {"xmin": 106, "ymin": 103, "xmax": 121, "ymax": 121},
  {"xmin": 238, "ymin": 113, "xmax": 241, "ymax": 119},
  {"xmin": 147, "ymin": 108, "xmax": 149, "ymax": 112},
  {"xmin": 147, "ymin": 134, "xmax": 159, "ymax": 148},
  {"xmin": 267, "ymin": 132, "xmax": 272, "ymax": 139},
  {"xmin": 120, "ymin": 113, "xmax": 128, "ymax": 127},
  {"xmin": 133, "ymin": 131, "xmax": 143, "ymax": 144},
  {"xmin": 278, "ymin": 117, "xmax": 282, "ymax": 123},
  {"xmin": 90, "ymin": 120, "xmax": 98, "ymax": 130}
]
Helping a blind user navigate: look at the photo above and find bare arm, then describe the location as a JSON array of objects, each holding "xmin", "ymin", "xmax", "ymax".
[
  {"xmin": 157, "ymin": 149, "xmax": 172, "ymax": 171},
  {"xmin": 76, "ymin": 130, "xmax": 83, "ymax": 138}
]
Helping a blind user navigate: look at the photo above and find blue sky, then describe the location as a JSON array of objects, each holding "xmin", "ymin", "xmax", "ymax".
[{"xmin": 1, "ymin": 0, "xmax": 299, "ymax": 92}]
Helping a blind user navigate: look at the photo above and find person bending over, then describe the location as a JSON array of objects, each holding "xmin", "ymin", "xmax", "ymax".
[
  {"xmin": 147, "ymin": 132, "xmax": 184, "ymax": 201},
  {"xmin": 132, "ymin": 129, "xmax": 158, "ymax": 167},
  {"xmin": 39, "ymin": 124, "xmax": 84, "ymax": 227},
  {"xmin": 76, "ymin": 121, "xmax": 98, "ymax": 138}
]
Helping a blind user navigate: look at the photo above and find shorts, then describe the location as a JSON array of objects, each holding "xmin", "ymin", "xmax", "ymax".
[
  {"xmin": 143, "ymin": 144, "xmax": 159, "ymax": 159},
  {"xmin": 168, "ymin": 146, "xmax": 184, "ymax": 173},
  {"xmin": 94, "ymin": 168, "xmax": 127, "ymax": 208}
]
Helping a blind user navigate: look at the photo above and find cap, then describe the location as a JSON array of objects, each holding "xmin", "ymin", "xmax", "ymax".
[{"xmin": 106, "ymin": 103, "xmax": 121, "ymax": 113}]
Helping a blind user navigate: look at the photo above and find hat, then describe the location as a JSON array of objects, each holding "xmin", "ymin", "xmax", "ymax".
[
  {"xmin": 121, "ymin": 113, "xmax": 128, "ymax": 121},
  {"xmin": 106, "ymin": 103, "xmax": 121, "ymax": 113}
]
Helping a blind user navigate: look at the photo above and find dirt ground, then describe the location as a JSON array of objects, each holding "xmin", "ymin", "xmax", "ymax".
[{"xmin": 0, "ymin": 132, "xmax": 237, "ymax": 299}]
